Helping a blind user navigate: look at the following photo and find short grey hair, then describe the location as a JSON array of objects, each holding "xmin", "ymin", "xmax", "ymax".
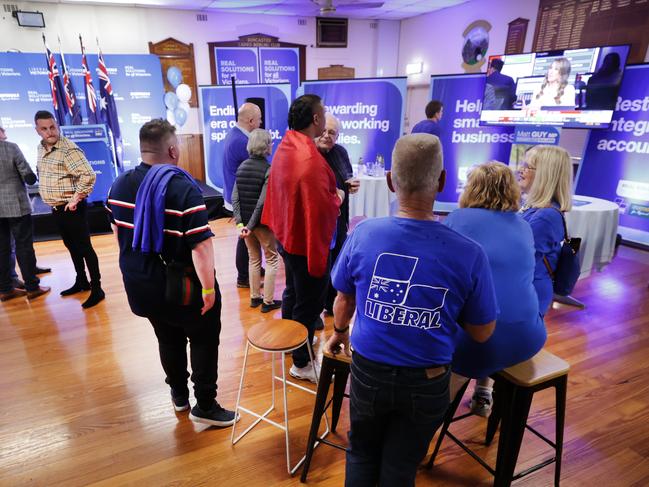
[
  {"xmin": 246, "ymin": 129, "xmax": 272, "ymax": 158},
  {"xmin": 391, "ymin": 134, "xmax": 443, "ymax": 194},
  {"xmin": 325, "ymin": 112, "xmax": 340, "ymax": 133}
]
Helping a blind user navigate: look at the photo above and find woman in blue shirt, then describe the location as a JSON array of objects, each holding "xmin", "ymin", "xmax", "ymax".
[
  {"xmin": 519, "ymin": 145, "xmax": 573, "ymax": 316},
  {"xmin": 446, "ymin": 162, "xmax": 547, "ymax": 416}
]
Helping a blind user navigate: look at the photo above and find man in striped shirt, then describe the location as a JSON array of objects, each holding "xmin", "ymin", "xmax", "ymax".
[
  {"xmin": 106, "ymin": 119, "xmax": 236, "ymax": 427},
  {"xmin": 35, "ymin": 110, "xmax": 104, "ymax": 308}
]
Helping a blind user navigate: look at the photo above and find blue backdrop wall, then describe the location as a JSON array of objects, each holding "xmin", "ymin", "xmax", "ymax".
[{"xmin": 0, "ymin": 52, "xmax": 165, "ymax": 173}]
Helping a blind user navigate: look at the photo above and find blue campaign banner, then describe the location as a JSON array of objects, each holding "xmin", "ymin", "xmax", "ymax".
[
  {"xmin": 301, "ymin": 77, "xmax": 407, "ymax": 170},
  {"xmin": 214, "ymin": 48, "xmax": 259, "ymax": 85},
  {"xmin": 576, "ymin": 64, "xmax": 649, "ymax": 245},
  {"xmin": 0, "ymin": 53, "xmax": 56, "ymax": 170},
  {"xmin": 200, "ymin": 83, "xmax": 292, "ymax": 191},
  {"xmin": 61, "ymin": 124, "xmax": 115, "ymax": 203},
  {"xmin": 65, "ymin": 53, "xmax": 166, "ymax": 170},
  {"xmin": 0, "ymin": 52, "xmax": 165, "ymax": 172},
  {"xmin": 430, "ymin": 74, "xmax": 514, "ymax": 206},
  {"xmin": 259, "ymin": 48, "xmax": 300, "ymax": 96}
]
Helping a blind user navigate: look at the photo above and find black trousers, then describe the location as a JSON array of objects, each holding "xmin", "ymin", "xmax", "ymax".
[
  {"xmin": 326, "ymin": 225, "xmax": 348, "ymax": 313},
  {"xmin": 280, "ymin": 248, "xmax": 330, "ymax": 368},
  {"xmin": 148, "ymin": 287, "xmax": 222, "ymax": 411},
  {"xmin": 51, "ymin": 200, "xmax": 101, "ymax": 285},
  {"xmin": 0, "ymin": 215, "xmax": 39, "ymax": 293},
  {"xmin": 236, "ymin": 237, "xmax": 249, "ymax": 282}
]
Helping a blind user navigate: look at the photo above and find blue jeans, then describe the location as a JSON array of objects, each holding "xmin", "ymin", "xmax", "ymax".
[{"xmin": 345, "ymin": 353, "xmax": 450, "ymax": 487}]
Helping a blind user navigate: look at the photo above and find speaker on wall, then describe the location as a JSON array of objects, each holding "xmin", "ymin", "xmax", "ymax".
[{"xmin": 245, "ymin": 97, "xmax": 265, "ymax": 129}]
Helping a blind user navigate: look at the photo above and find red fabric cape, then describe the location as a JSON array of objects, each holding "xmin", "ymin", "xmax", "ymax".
[{"xmin": 261, "ymin": 130, "xmax": 340, "ymax": 277}]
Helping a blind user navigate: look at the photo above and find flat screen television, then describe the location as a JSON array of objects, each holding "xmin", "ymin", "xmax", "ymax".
[{"xmin": 479, "ymin": 45, "xmax": 630, "ymax": 128}]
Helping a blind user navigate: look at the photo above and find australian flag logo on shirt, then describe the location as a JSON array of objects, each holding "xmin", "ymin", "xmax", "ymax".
[{"xmin": 365, "ymin": 253, "xmax": 448, "ymax": 330}]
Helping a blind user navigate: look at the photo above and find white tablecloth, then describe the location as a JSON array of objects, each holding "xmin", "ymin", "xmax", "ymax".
[
  {"xmin": 565, "ymin": 195, "xmax": 619, "ymax": 278},
  {"xmin": 349, "ymin": 175, "xmax": 396, "ymax": 219},
  {"xmin": 350, "ymin": 183, "xmax": 618, "ymax": 278}
]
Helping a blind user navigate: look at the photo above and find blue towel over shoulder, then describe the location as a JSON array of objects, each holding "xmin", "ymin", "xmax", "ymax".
[{"xmin": 132, "ymin": 164, "xmax": 201, "ymax": 253}]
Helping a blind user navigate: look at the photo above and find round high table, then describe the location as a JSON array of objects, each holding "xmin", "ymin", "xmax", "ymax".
[
  {"xmin": 348, "ymin": 174, "xmax": 396, "ymax": 219},
  {"xmin": 564, "ymin": 195, "xmax": 619, "ymax": 279},
  {"xmin": 351, "ymin": 187, "xmax": 619, "ymax": 308}
]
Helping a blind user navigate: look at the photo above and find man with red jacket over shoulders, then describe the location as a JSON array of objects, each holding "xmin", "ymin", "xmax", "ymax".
[{"xmin": 262, "ymin": 94, "xmax": 343, "ymax": 382}]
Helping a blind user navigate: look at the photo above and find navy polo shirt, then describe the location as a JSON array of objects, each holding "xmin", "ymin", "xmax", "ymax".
[{"xmin": 106, "ymin": 162, "xmax": 214, "ymax": 318}]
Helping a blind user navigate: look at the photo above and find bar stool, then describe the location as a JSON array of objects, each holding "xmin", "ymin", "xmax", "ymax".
[
  {"xmin": 231, "ymin": 318, "xmax": 330, "ymax": 475},
  {"xmin": 426, "ymin": 349, "xmax": 569, "ymax": 487},
  {"xmin": 300, "ymin": 350, "xmax": 352, "ymax": 483}
]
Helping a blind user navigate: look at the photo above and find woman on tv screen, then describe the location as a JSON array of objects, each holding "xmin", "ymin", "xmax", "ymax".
[{"xmin": 528, "ymin": 58, "xmax": 576, "ymax": 109}]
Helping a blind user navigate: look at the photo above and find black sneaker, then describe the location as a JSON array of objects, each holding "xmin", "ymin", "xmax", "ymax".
[
  {"xmin": 189, "ymin": 403, "xmax": 238, "ymax": 427},
  {"xmin": 82, "ymin": 287, "xmax": 105, "ymax": 309},
  {"xmin": 250, "ymin": 297, "xmax": 263, "ymax": 308},
  {"xmin": 314, "ymin": 316, "xmax": 325, "ymax": 330},
  {"xmin": 261, "ymin": 300, "xmax": 282, "ymax": 313},
  {"xmin": 60, "ymin": 280, "xmax": 90, "ymax": 296},
  {"xmin": 171, "ymin": 391, "xmax": 190, "ymax": 412}
]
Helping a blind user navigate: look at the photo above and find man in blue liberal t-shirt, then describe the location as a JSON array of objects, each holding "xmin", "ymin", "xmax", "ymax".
[
  {"xmin": 325, "ymin": 133, "xmax": 497, "ymax": 487},
  {"xmin": 223, "ymin": 102, "xmax": 262, "ymax": 288},
  {"xmin": 107, "ymin": 119, "xmax": 236, "ymax": 428},
  {"xmin": 410, "ymin": 100, "xmax": 443, "ymax": 138}
]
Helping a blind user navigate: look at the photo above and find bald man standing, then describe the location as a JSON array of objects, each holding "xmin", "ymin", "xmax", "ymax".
[{"xmin": 223, "ymin": 102, "xmax": 262, "ymax": 287}]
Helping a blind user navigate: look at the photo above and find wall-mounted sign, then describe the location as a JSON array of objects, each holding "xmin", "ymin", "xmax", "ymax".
[{"xmin": 149, "ymin": 37, "xmax": 198, "ymax": 108}]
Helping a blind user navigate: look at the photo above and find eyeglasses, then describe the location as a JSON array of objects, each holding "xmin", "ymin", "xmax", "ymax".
[{"xmin": 519, "ymin": 162, "xmax": 536, "ymax": 172}]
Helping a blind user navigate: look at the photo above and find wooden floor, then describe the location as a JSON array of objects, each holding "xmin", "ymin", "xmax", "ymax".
[{"xmin": 1, "ymin": 219, "xmax": 648, "ymax": 486}]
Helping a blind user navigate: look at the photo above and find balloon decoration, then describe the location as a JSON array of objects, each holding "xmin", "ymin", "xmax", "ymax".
[
  {"xmin": 176, "ymin": 83, "xmax": 192, "ymax": 103},
  {"xmin": 174, "ymin": 107, "xmax": 187, "ymax": 127},
  {"xmin": 166, "ymin": 109, "xmax": 176, "ymax": 126},
  {"xmin": 164, "ymin": 91, "xmax": 179, "ymax": 110},
  {"xmin": 166, "ymin": 66, "xmax": 183, "ymax": 88},
  {"xmin": 163, "ymin": 66, "xmax": 192, "ymax": 128},
  {"xmin": 177, "ymin": 101, "xmax": 191, "ymax": 114}
]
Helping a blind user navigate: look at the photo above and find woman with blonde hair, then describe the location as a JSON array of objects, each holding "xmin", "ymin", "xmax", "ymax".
[
  {"xmin": 529, "ymin": 57, "xmax": 576, "ymax": 108},
  {"xmin": 519, "ymin": 145, "xmax": 573, "ymax": 316},
  {"xmin": 445, "ymin": 162, "xmax": 546, "ymax": 416}
]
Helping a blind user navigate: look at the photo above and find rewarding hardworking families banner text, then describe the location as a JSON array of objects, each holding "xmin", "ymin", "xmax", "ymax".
[{"xmin": 301, "ymin": 77, "xmax": 407, "ymax": 170}]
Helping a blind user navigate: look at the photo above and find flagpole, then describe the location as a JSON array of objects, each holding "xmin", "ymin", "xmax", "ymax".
[{"xmin": 58, "ymin": 36, "xmax": 65, "ymax": 68}]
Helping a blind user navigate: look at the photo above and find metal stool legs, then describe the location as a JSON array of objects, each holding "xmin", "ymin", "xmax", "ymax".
[
  {"xmin": 425, "ymin": 379, "xmax": 470, "ymax": 469},
  {"xmin": 231, "ymin": 340, "xmax": 329, "ymax": 476}
]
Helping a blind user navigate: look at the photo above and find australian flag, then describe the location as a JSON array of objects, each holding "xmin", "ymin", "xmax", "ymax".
[
  {"xmin": 59, "ymin": 50, "xmax": 82, "ymax": 125},
  {"xmin": 43, "ymin": 37, "xmax": 67, "ymax": 126},
  {"xmin": 80, "ymin": 38, "xmax": 100, "ymax": 124},
  {"xmin": 97, "ymin": 47, "xmax": 123, "ymax": 171}
]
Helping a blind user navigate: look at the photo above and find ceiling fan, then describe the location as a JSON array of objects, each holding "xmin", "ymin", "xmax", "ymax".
[{"xmin": 311, "ymin": 0, "xmax": 385, "ymax": 15}]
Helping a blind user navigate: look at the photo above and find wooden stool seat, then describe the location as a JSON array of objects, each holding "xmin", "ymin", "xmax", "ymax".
[
  {"xmin": 322, "ymin": 349, "xmax": 352, "ymax": 365},
  {"xmin": 247, "ymin": 319, "xmax": 308, "ymax": 352},
  {"xmin": 499, "ymin": 349, "xmax": 570, "ymax": 387}
]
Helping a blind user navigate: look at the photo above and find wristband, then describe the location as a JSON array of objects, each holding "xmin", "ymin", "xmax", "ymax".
[
  {"xmin": 334, "ymin": 324, "xmax": 349, "ymax": 333},
  {"xmin": 237, "ymin": 223, "xmax": 244, "ymax": 229},
  {"xmin": 202, "ymin": 288, "xmax": 215, "ymax": 296}
]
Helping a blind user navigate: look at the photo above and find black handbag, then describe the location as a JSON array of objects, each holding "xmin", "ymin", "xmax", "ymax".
[
  {"xmin": 542, "ymin": 209, "xmax": 582, "ymax": 296},
  {"xmin": 160, "ymin": 257, "xmax": 203, "ymax": 307}
]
